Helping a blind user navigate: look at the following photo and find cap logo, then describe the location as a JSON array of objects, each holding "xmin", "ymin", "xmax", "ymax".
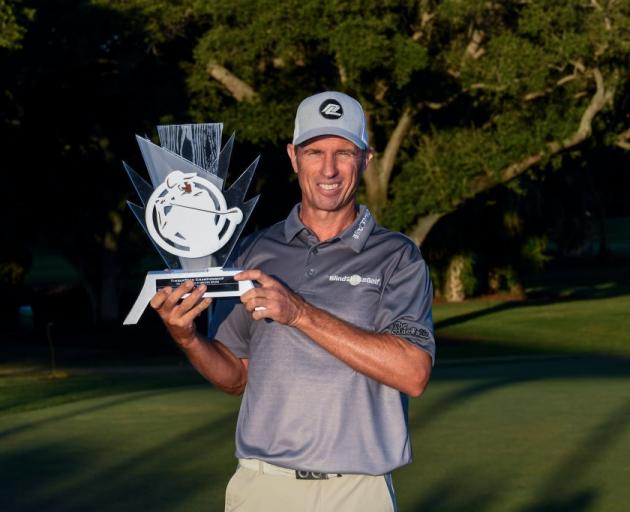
[{"xmin": 319, "ymin": 99, "xmax": 343, "ymax": 119}]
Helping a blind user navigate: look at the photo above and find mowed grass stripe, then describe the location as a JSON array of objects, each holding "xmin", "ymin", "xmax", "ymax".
[
  {"xmin": 1, "ymin": 357, "xmax": 629, "ymax": 512},
  {"xmin": 434, "ymin": 293, "xmax": 630, "ymax": 357}
]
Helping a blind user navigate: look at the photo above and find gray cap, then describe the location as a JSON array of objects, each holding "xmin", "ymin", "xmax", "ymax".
[{"xmin": 292, "ymin": 91, "xmax": 368, "ymax": 150}]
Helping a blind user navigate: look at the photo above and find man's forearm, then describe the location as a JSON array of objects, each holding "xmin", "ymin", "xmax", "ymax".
[
  {"xmin": 294, "ymin": 302, "xmax": 431, "ymax": 397},
  {"xmin": 179, "ymin": 333, "xmax": 248, "ymax": 395},
  {"xmin": 149, "ymin": 282, "xmax": 248, "ymax": 395}
]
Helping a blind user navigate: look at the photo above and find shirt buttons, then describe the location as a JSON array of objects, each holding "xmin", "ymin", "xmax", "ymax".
[
  {"xmin": 312, "ymin": 248, "xmax": 319, "ymax": 255},
  {"xmin": 306, "ymin": 268, "xmax": 316, "ymax": 277}
]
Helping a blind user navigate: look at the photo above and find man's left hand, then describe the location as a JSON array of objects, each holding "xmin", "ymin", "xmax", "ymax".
[{"xmin": 235, "ymin": 269, "xmax": 306, "ymax": 326}]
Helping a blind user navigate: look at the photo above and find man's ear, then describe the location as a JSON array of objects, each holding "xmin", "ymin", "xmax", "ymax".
[
  {"xmin": 287, "ymin": 143, "xmax": 299, "ymax": 174},
  {"xmin": 365, "ymin": 147, "xmax": 374, "ymax": 168},
  {"xmin": 359, "ymin": 147, "xmax": 374, "ymax": 175}
]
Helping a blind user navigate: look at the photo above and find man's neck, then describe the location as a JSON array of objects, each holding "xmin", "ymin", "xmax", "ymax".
[{"xmin": 299, "ymin": 203, "xmax": 358, "ymax": 242}]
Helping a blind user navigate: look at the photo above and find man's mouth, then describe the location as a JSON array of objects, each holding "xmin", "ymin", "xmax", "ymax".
[{"xmin": 318, "ymin": 183, "xmax": 340, "ymax": 190}]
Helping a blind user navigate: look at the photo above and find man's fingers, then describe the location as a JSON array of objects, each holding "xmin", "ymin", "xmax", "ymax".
[
  {"xmin": 235, "ymin": 269, "xmax": 276, "ymax": 287},
  {"xmin": 150, "ymin": 287, "xmax": 172, "ymax": 310},
  {"xmin": 241, "ymin": 287, "xmax": 282, "ymax": 309},
  {"xmin": 240, "ymin": 286, "xmax": 268, "ymax": 304},
  {"xmin": 242, "ymin": 296, "xmax": 269, "ymax": 313},
  {"xmin": 180, "ymin": 297, "xmax": 213, "ymax": 324},
  {"xmin": 179, "ymin": 283, "xmax": 207, "ymax": 311},
  {"xmin": 164, "ymin": 280, "xmax": 195, "ymax": 309}
]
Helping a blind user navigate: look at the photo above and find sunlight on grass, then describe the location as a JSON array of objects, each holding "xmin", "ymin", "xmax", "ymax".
[{"xmin": 434, "ymin": 294, "xmax": 630, "ymax": 357}]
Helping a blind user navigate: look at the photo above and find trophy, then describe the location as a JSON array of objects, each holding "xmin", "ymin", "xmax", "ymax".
[{"xmin": 122, "ymin": 123, "xmax": 259, "ymax": 325}]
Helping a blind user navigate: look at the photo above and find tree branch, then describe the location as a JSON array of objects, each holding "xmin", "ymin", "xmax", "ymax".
[
  {"xmin": 615, "ymin": 128, "xmax": 630, "ymax": 150},
  {"xmin": 464, "ymin": 29, "xmax": 485, "ymax": 60},
  {"xmin": 338, "ymin": 64, "xmax": 348, "ymax": 84},
  {"xmin": 412, "ymin": 0, "xmax": 434, "ymax": 42},
  {"xmin": 407, "ymin": 68, "xmax": 614, "ymax": 246},
  {"xmin": 471, "ymin": 68, "xmax": 612, "ymax": 195},
  {"xmin": 409, "ymin": 213, "xmax": 444, "ymax": 246},
  {"xmin": 381, "ymin": 107, "xmax": 413, "ymax": 188},
  {"xmin": 547, "ymin": 68, "xmax": 612, "ymax": 151},
  {"xmin": 523, "ymin": 72, "xmax": 581, "ymax": 101},
  {"xmin": 206, "ymin": 62, "xmax": 257, "ymax": 102},
  {"xmin": 363, "ymin": 107, "xmax": 414, "ymax": 217}
]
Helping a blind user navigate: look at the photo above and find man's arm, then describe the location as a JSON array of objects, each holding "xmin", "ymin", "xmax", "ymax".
[
  {"xmin": 236, "ymin": 270, "xmax": 431, "ymax": 397},
  {"xmin": 150, "ymin": 281, "xmax": 248, "ymax": 395}
]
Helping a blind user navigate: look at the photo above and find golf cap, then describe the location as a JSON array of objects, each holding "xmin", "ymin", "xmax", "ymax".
[{"xmin": 292, "ymin": 91, "xmax": 368, "ymax": 150}]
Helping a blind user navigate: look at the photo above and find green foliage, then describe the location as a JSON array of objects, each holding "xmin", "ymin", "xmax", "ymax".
[
  {"xmin": 487, "ymin": 265, "xmax": 521, "ymax": 294},
  {"xmin": 383, "ymin": 97, "xmax": 585, "ymax": 232},
  {"xmin": 96, "ymin": 0, "xmax": 630, "ymax": 238},
  {"xmin": 0, "ymin": 0, "xmax": 34, "ymax": 49},
  {"xmin": 100, "ymin": 0, "xmax": 434, "ymax": 147},
  {"xmin": 521, "ymin": 235, "xmax": 551, "ymax": 271},
  {"xmin": 0, "ymin": 261, "xmax": 26, "ymax": 286},
  {"xmin": 16, "ymin": 0, "xmax": 628, "ymax": 309}
]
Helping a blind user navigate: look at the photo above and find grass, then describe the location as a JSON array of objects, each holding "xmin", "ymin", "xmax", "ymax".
[
  {"xmin": 1, "ymin": 358, "xmax": 629, "ymax": 512},
  {"xmin": 0, "ymin": 369, "xmax": 203, "ymax": 415},
  {"xmin": 433, "ymin": 264, "xmax": 630, "ymax": 359},
  {"xmin": 397, "ymin": 356, "xmax": 630, "ymax": 512},
  {"xmin": 2, "ymin": 264, "xmax": 629, "ymax": 511},
  {"xmin": 0, "ymin": 377, "xmax": 241, "ymax": 512}
]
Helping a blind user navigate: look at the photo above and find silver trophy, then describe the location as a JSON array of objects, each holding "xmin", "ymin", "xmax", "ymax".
[{"xmin": 122, "ymin": 123, "xmax": 259, "ymax": 325}]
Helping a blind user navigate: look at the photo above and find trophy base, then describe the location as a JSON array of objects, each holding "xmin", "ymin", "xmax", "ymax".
[{"xmin": 123, "ymin": 268, "xmax": 253, "ymax": 325}]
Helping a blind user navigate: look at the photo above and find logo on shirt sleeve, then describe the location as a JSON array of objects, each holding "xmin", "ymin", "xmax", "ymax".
[{"xmin": 390, "ymin": 320, "xmax": 432, "ymax": 340}]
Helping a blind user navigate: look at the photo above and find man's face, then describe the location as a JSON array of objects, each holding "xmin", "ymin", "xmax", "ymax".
[{"xmin": 287, "ymin": 135, "xmax": 372, "ymax": 215}]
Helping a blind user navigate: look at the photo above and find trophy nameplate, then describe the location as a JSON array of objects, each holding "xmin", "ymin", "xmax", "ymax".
[{"xmin": 122, "ymin": 123, "xmax": 259, "ymax": 325}]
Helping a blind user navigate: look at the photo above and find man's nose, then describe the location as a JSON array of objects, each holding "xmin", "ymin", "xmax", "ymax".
[{"xmin": 321, "ymin": 153, "xmax": 338, "ymax": 177}]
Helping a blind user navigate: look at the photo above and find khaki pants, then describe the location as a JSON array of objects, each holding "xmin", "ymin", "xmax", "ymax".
[{"xmin": 225, "ymin": 459, "xmax": 397, "ymax": 512}]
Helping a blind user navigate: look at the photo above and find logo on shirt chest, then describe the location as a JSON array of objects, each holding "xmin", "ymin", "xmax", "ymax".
[{"xmin": 328, "ymin": 274, "xmax": 381, "ymax": 286}]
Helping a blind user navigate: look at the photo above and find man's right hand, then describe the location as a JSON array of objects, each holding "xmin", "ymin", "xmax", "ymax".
[{"xmin": 149, "ymin": 280, "xmax": 212, "ymax": 349}]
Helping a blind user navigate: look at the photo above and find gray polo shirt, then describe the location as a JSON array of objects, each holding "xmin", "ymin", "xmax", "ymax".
[{"xmin": 211, "ymin": 204, "xmax": 435, "ymax": 475}]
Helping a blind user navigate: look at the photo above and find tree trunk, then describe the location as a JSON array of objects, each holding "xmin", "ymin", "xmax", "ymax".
[
  {"xmin": 206, "ymin": 62, "xmax": 257, "ymax": 102},
  {"xmin": 363, "ymin": 156, "xmax": 387, "ymax": 218},
  {"xmin": 408, "ymin": 212, "xmax": 444, "ymax": 246},
  {"xmin": 444, "ymin": 255, "xmax": 467, "ymax": 302},
  {"xmin": 363, "ymin": 107, "xmax": 414, "ymax": 220}
]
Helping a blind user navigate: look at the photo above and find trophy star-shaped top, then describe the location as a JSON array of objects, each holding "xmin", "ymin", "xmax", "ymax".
[
  {"xmin": 135, "ymin": 135, "xmax": 223, "ymax": 191},
  {"xmin": 158, "ymin": 123, "xmax": 223, "ymax": 177},
  {"xmin": 124, "ymin": 123, "xmax": 259, "ymax": 271}
]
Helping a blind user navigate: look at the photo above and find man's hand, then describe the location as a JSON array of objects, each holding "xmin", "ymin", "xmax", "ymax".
[
  {"xmin": 149, "ymin": 280, "xmax": 212, "ymax": 348},
  {"xmin": 235, "ymin": 269, "xmax": 307, "ymax": 326}
]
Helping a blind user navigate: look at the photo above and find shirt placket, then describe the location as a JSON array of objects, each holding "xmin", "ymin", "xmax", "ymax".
[{"xmin": 297, "ymin": 232, "xmax": 329, "ymax": 292}]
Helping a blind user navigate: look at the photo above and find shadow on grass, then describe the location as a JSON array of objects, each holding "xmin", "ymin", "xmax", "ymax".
[
  {"xmin": 0, "ymin": 389, "xmax": 239, "ymax": 512},
  {"xmin": 408, "ymin": 398, "xmax": 630, "ymax": 512},
  {"xmin": 0, "ymin": 386, "xmax": 189, "ymax": 439},
  {"xmin": 520, "ymin": 398, "xmax": 630, "ymax": 512},
  {"xmin": 0, "ymin": 370, "xmax": 203, "ymax": 415},
  {"xmin": 406, "ymin": 357, "xmax": 630, "ymax": 512}
]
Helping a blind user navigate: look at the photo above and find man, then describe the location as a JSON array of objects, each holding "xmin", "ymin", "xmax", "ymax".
[{"xmin": 150, "ymin": 91, "xmax": 435, "ymax": 512}]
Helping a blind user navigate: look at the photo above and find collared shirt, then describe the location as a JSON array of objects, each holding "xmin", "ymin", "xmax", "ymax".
[{"xmin": 211, "ymin": 204, "xmax": 435, "ymax": 475}]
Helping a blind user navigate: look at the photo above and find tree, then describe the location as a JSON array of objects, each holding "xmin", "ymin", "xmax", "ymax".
[
  {"xmin": 1, "ymin": 0, "xmax": 193, "ymax": 324},
  {"xmin": 0, "ymin": 0, "xmax": 35, "ymax": 326},
  {"xmin": 98, "ymin": 0, "xmax": 630, "ymax": 247}
]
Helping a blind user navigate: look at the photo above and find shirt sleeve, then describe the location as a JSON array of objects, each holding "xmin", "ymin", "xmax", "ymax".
[{"xmin": 374, "ymin": 241, "xmax": 436, "ymax": 364}]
